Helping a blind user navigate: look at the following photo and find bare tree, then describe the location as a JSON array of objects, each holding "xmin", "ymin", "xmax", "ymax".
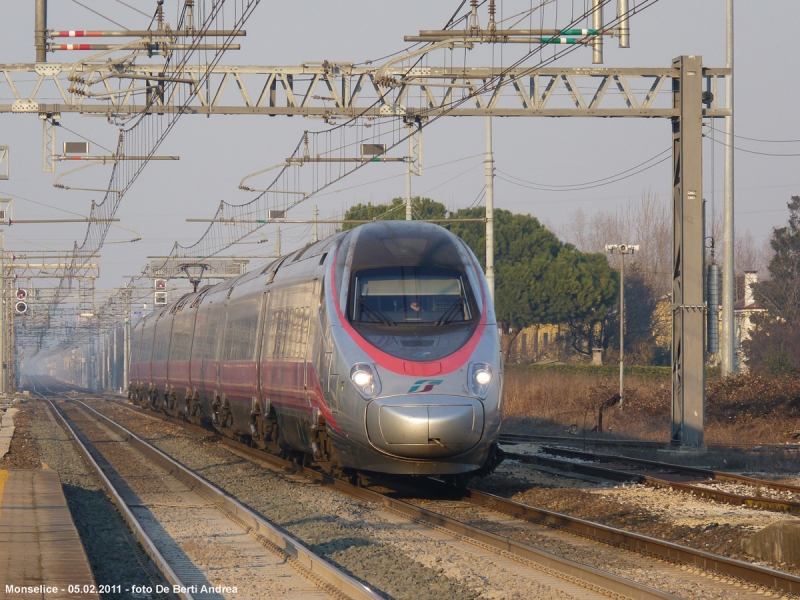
[{"xmin": 562, "ymin": 190, "xmax": 671, "ymax": 296}]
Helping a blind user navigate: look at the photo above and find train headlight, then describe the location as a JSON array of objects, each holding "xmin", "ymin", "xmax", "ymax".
[
  {"xmin": 469, "ymin": 363, "xmax": 492, "ymax": 398},
  {"xmin": 350, "ymin": 363, "xmax": 381, "ymax": 399}
]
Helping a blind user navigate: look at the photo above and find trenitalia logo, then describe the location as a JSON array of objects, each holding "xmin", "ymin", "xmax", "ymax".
[{"xmin": 408, "ymin": 379, "xmax": 443, "ymax": 393}]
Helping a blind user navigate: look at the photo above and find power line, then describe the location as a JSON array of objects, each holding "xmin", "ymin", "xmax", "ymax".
[
  {"xmin": 54, "ymin": 121, "xmax": 115, "ymax": 154},
  {"xmin": 69, "ymin": 0, "xmax": 129, "ymax": 30},
  {"xmin": 498, "ymin": 155, "xmax": 670, "ymax": 192},
  {"xmin": 2, "ymin": 191, "xmax": 89, "ymax": 218},
  {"xmin": 113, "ymin": 0, "xmax": 152, "ymax": 19},
  {"xmin": 498, "ymin": 148, "xmax": 670, "ymax": 189},
  {"xmin": 709, "ymin": 135, "xmax": 800, "ymax": 157},
  {"xmin": 709, "ymin": 124, "xmax": 800, "ymax": 144}
]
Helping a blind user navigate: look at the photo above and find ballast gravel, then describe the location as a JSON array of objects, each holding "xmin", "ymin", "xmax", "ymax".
[
  {"xmin": 475, "ymin": 456, "xmax": 798, "ymax": 576},
  {"xmin": 62, "ymin": 405, "xmax": 332, "ymax": 600},
  {"xmin": 21, "ymin": 400, "xmax": 165, "ymax": 599},
  {"xmin": 406, "ymin": 495, "xmax": 777, "ymax": 600},
  {"xmin": 85, "ymin": 399, "xmax": 610, "ymax": 600}
]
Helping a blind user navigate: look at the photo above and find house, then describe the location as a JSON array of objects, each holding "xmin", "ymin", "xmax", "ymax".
[{"xmin": 734, "ymin": 271, "xmax": 767, "ymax": 372}]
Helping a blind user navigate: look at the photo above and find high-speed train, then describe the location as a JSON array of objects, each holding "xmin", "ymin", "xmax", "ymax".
[{"xmin": 129, "ymin": 221, "xmax": 504, "ymax": 479}]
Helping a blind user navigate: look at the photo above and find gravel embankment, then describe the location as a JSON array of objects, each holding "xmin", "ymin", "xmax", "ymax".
[
  {"xmin": 18, "ymin": 399, "xmax": 167, "ymax": 599},
  {"xmin": 87, "ymin": 399, "xmax": 612, "ymax": 600},
  {"xmin": 692, "ymin": 479, "xmax": 800, "ymax": 503},
  {"xmin": 1, "ymin": 399, "xmax": 42, "ymax": 469},
  {"xmin": 474, "ymin": 454, "xmax": 796, "ymax": 575},
  {"xmin": 406, "ymin": 493, "xmax": 776, "ymax": 600}
]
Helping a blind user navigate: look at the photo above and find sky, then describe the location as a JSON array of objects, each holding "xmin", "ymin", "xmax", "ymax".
[{"xmin": 1, "ymin": 0, "xmax": 799, "ymax": 309}]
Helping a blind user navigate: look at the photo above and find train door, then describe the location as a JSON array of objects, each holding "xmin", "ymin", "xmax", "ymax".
[
  {"xmin": 200, "ymin": 302, "xmax": 223, "ymax": 403},
  {"xmin": 254, "ymin": 291, "xmax": 269, "ymax": 408},
  {"xmin": 317, "ymin": 279, "xmax": 339, "ymax": 413}
]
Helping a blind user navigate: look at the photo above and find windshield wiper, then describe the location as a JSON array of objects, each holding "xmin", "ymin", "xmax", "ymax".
[
  {"xmin": 435, "ymin": 300, "xmax": 464, "ymax": 326},
  {"xmin": 358, "ymin": 299, "xmax": 395, "ymax": 326}
]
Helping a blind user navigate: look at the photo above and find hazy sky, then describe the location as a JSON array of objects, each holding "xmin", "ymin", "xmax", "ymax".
[{"xmin": 1, "ymin": 0, "xmax": 799, "ymax": 302}]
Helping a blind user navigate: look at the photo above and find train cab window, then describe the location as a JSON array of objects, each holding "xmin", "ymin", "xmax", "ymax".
[{"xmin": 351, "ymin": 266, "xmax": 473, "ymax": 327}]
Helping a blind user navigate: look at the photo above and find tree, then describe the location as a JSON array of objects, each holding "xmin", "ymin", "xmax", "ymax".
[
  {"xmin": 745, "ymin": 196, "xmax": 800, "ymax": 373},
  {"xmin": 342, "ymin": 197, "xmax": 445, "ymax": 229},
  {"xmin": 343, "ymin": 200, "xmax": 620, "ymax": 359},
  {"xmin": 754, "ymin": 196, "xmax": 800, "ymax": 324}
]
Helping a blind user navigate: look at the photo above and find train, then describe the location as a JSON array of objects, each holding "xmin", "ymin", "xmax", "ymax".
[{"xmin": 129, "ymin": 221, "xmax": 504, "ymax": 480}]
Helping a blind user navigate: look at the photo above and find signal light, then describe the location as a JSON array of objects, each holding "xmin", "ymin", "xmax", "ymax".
[
  {"xmin": 16, "ymin": 288, "xmax": 27, "ymax": 300},
  {"xmin": 154, "ymin": 278, "xmax": 167, "ymax": 290},
  {"xmin": 15, "ymin": 300, "xmax": 28, "ymax": 315},
  {"xmin": 154, "ymin": 291, "xmax": 168, "ymax": 306}
]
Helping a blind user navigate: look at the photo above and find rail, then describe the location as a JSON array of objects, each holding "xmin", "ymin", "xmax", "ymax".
[
  {"xmin": 99, "ymin": 393, "xmax": 800, "ymax": 598},
  {"xmin": 35, "ymin": 385, "xmax": 381, "ymax": 600}
]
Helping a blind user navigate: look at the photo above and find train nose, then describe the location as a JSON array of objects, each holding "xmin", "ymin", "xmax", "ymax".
[{"xmin": 366, "ymin": 395, "xmax": 484, "ymax": 458}]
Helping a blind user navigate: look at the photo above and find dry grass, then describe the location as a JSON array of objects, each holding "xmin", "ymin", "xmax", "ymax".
[
  {"xmin": 503, "ymin": 365, "xmax": 670, "ymax": 441},
  {"xmin": 503, "ymin": 365, "xmax": 800, "ymax": 446}
]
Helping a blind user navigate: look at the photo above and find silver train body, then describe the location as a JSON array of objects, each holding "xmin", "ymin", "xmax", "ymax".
[{"xmin": 129, "ymin": 222, "xmax": 504, "ymax": 476}]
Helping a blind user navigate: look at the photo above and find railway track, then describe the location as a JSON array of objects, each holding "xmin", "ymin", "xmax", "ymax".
[
  {"xmin": 90, "ymin": 396, "xmax": 670, "ymax": 599},
  {"xmin": 30, "ymin": 381, "xmax": 380, "ymax": 600},
  {"xmin": 499, "ymin": 432, "xmax": 800, "ymax": 452},
  {"xmin": 504, "ymin": 445, "xmax": 800, "ymax": 515},
  {"xmin": 49, "ymin": 385, "xmax": 800, "ymax": 599}
]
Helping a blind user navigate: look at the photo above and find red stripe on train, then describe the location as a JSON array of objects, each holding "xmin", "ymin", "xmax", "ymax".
[{"xmin": 330, "ymin": 241, "xmax": 488, "ymax": 376}]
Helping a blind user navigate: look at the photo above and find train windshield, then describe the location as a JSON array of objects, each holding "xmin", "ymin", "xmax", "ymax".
[{"xmin": 352, "ymin": 266, "xmax": 473, "ymax": 326}]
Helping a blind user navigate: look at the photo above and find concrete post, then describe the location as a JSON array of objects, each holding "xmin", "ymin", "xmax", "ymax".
[
  {"xmin": 721, "ymin": 0, "xmax": 736, "ymax": 376},
  {"xmin": 619, "ymin": 251, "xmax": 625, "ymax": 410},
  {"xmin": 0, "ymin": 231, "xmax": 4, "ymax": 395},
  {"xmin": 406, "ymin": 125, "xmax": 413, "ymax": 221},
  {"xmin": 123, "ymin": 316, "xmax": 129, "ymax": 393},
  {"xmin": 485, "ymin": 116, "xmax": 495, "ymax": 301}
]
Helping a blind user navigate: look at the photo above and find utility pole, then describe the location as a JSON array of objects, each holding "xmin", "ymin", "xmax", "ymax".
[
  {"xmin": 605, "ymin": 244, "xmax": 639, "ymax": 411},
  {"xmin": 0, "ymin": 231, "xmax": 4, "ymax": 396},
  {"xmin": 592, "ymin": 0, "xmax": 603, "ymax": 64},
  {"xmin": 35, "ymin": 0, "xmax": 47, "ymax": 63},
  {"xmin": 113, "ymin": 325, "xmax": 118, "ymax": 392},
  {"xmin": 312, "ymin": 205, "xmax": 318, "ymax": 243},
  {"xmin": 721, "ymin": 0, "xmax": 735, "ymax": 376},
  {"xmin": 123, "ymin": 292, "xmax": 130, "ymax": 393},
  {"xmin": 406, "ymin": 124, "xmax": 413, "ymax": 221},
  {"xmin": 275, "ymin": 227, "xmax": 281, "ymax": 257},
  {"xmin": 485, "ymin": 116, "xmax": 495, "ymax": 301}
]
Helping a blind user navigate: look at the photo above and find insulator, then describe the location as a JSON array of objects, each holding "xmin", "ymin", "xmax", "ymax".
[{"xmin": 707, "ymin": 263, "xmax": 720, "ymax": 354}]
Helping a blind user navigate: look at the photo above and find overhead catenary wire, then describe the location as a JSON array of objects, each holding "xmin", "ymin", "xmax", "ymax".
[
  {"xmin": 708, "ymin": 135, "xmax": 800, "ymax": 157},
  {"xmin": 53, "ymin": 121, "xmax": 116, "ymax": 154},
  {"xmin": 170, "ymin": 0, "xmax": 663, "ymax": 263},
  {"xmin": 497, "ymin": 148, "xmax": 670, "ymax": 189},
  {"xmin": 69, "ymin": 0, "xmax": 129, "ymax": 30},
  {"xmin": 498, "ymin": 155, "xmax": 671, "ymax": 192},
  {"xmin": 709, "ymin": 124, "xmax": 800, "ymax": 144},
  {"xmin": 113, "ymin": 0, "xmax": 152, "ymax": 19}
]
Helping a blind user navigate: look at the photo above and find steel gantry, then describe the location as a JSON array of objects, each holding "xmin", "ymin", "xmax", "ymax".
[
  {"xmin": 3, "ymin": 58, "xmax": 727, "ymax": 446},
  {"xmin": 1, "ymin": 61, "xmax": 730, "ymax": 120}
]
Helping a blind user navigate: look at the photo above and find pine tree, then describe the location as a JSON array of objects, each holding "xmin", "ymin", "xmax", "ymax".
[{"xmin": 744, "ymin": 196, "xmax": 800, "ymax": 372}]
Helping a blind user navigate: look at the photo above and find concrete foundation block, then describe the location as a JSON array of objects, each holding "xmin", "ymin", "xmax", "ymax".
[{"xmin": 741, "ymin": 520, "xmax": 800, "ymax": 565}]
